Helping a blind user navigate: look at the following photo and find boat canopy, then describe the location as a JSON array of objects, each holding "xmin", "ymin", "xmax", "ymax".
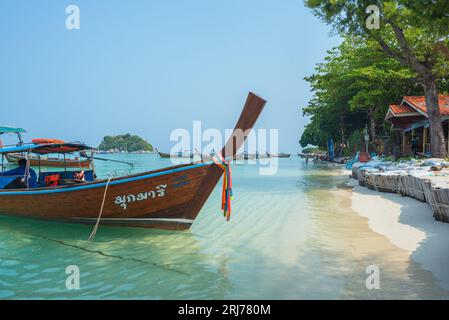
[
  {"xmin": 0, "ymin": 142, "xmax": 94, "ymax": 155},
  {"xmin": 0, "ymin": 126, "xmax": 26, "ymax": 134}
]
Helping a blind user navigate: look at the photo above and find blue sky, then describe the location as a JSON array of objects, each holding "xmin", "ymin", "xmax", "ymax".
[{"xmin": 0, "ymin": 0, "xmax": 340, "ymax": 151}]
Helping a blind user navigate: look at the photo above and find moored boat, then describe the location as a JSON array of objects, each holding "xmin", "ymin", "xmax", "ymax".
[
  {"xmin": 1, "ymin": 130, "xmax": 93, "ymax": 168},
  {"xmin": 0, "ymin": 92, "xmax": 266, "ymax": 231},
  {"xmin": 255, "ymin": 151, "xmax": 271, "ymax": 159},
  {"xmin": 5, "ymin": 152, "xmax": 92, "ymax": 168},
  {"xmin": 156, "ymin": 148, "xmax": 215, "ymax": 162},
  {"xmin": 155, "ymin": 148, "xmax": 172, "ymax": 158},
  {"xmin": 156, "ymin": 149, "xmax": 194, "ymax": 159},
  {"xmin": 275, "ymin": 153, "xmax": 291, "ymax": 158}
]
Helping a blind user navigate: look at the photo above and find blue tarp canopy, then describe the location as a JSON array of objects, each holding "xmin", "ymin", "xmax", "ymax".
[
  {"xmin": 0, "ymin": 126, "xmax": 26, "ymax": 134},
  {"xmin": 0, "ymin": 176, "xmax": 20, "ymax": 188},
  {"xmin": 0, "ymin": 143, "xmax": 94, "ymax": 155},
  {"xmin": 0, "ymin": 143, "xmax": 42, "ymax": 154}
]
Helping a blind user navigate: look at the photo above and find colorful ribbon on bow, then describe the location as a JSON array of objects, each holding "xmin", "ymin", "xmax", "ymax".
[{"xmin": 212, "ymin": 153, "xmax": 233, "ymax": 221}]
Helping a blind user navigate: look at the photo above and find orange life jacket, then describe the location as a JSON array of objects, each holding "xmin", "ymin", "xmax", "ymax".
[
  {"xmin": 44, "ymin": 174, "xmax": 61, "ymax": 187},
  {"xmin": 32, "ymin": 138, "xmax": 65, "ymax": 144}
]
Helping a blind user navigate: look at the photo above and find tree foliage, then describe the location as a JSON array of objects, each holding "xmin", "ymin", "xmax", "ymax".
[
  {"xmin": 98, "ymin": 134, "xmax": 153, "ymax": 152},
  {"xmin": 300, "ymin": 36, "xmax": 420, "ymax": 149},
  {"xmin": 304, "ymin": 0, "xmax": 449, "ymax": 156},
  {"xmin": 301, "ymin": 146, "xmax": 327, "ymax": 154}
]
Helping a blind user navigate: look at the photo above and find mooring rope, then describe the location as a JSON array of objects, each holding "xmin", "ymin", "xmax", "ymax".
[
  {"xmin": 87, "ymin": 176, "xmax": 113, "ymax": 241},
  {"xmin": 212, "ymin": 153, "xmax": 233, "ymax": 221}
]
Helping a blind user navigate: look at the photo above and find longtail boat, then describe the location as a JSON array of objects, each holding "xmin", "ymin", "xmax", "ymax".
[
  {"xmin": 6, "ymin": 152, "xmax": 92, "ymax": 168},
  {"xmin": 255, "ymin": 152, "xmax": 271, "ymax": 159},
  {"xmin": 1, "ymin": 131, "xmax": 93, "ymax": 168},
  {"xmin": 0, "ymin": 92, "xmax": 266, "ymax": 230},
  {"xmin": 156, "ymin": 149, "xmax": 191, "ymax": 159},
  {"xmin": 155, "ymin": 148, "xmax": 172, "ymax": 159},
  {"xmin": 156, "ymin": 148, "xmax": 214, "ymax": 162},
  {"xmin": 274, "ymin": 153, "xmax": 291, "ymax": 158}
]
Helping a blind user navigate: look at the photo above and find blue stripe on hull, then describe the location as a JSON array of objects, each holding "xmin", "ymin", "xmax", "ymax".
[{"xmin": 0, "ymin": 162, "xmax": 210, "ymax": 196}]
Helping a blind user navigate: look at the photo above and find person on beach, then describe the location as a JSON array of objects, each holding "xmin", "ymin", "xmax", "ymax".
[
  {"xmin": 339, "ymin": 142, "xmax": 346, "ymax": 158},
  {"xmin": 0, "ymin": 158, "xmax": 37, "ymax": 188}
]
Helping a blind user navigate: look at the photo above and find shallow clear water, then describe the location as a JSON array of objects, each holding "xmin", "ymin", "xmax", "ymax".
[{"xmin": 1, "ymin": 155, "xmax": 448, "ymax": 299}]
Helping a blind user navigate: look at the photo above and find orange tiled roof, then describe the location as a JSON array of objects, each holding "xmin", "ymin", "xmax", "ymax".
[
  {"xmin": 389, "ymin": 104, "xmax": 415, "ymax": 115},
  {"xmin": 403, "ymin": 96, "xmax": 449, "ymax": 116}
]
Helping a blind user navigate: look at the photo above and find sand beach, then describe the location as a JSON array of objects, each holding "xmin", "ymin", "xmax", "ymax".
[{"xmin": 346, "ymin": 170, "xmax": 449, "ymax": 291}]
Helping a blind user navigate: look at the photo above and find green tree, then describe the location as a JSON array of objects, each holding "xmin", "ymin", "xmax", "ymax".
[
  {"xmin": 300, "ymin": 37, "xmax": 419, "ymax": 152},
  {"xmin": 305, "ymin": 0, "xmax": 449, "ymax": 156},
  {"xmin": 98, "ymin": 134, "xmax": 153, "ymax": 152},
  {"xmin": 341, "ymin": 39, "xmax": 418, "ymax": 144}
]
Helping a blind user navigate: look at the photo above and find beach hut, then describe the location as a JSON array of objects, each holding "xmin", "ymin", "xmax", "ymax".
[{"xmin": 385, "ymin": 96, "xmax": 449, "ymax": 156}]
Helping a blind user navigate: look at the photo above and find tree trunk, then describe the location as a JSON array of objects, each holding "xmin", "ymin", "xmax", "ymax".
[
  {"xmin": 338, "ymin": 116, "xmax": 346, "ymax": 157},
  {"xmin": 368, "ymin": 108, "xmax": 377, "ymax": 141},
  {"xmin": 340, "ymin": 118, "xmax": 345, "ymax": 142},
  {"xmin": 375, "ymin": 23, "xmax": 446, "ymax": 157},
  {"xmin": 423, "ymin": 75, "xmax": 447, "ymax": 157}
]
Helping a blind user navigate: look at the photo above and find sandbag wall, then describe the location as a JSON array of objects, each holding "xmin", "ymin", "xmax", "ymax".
[
  {"xmin": 423, "ymin": 179, "xmax": 449, "ymax": 223},
  {"xmin": 352, "ymin": 165, "xmax": 367, "ymax": 186},
  {"xmin": 398, "ymin": 174, "xmax": 427, "ymax": 202},
  {"xmin": 351, "ymin": 165, "xmax": 449, "ymax": 223},
  {"xmin": 366, "ymin": 172, "xmax": 406, "ymax": 194}
]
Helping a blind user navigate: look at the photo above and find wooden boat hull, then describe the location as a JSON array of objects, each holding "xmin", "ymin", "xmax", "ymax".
[
  {"xmin": 157, "ymin": 151, "xmax": 213, "ymax": 162},
  {"xmin": 156, "ymin": 151, "xmax": 172, "ymax": 158},
  {"xmin": 0, "ymin": 163, "xmax": 220, "ymax": 230},
  {"xmin": 275, "ymin": 154, "xmax": 291, "ymax": 158},
  {"xmin": 6, "ymin": 153, "xmax": 91, "ymax": 168},
  {"xmin": 0, "ymin": 92, "xmax": 267, "ymax": 230}
]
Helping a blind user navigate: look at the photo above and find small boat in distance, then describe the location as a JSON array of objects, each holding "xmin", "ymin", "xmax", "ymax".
[
  {"xmin": 156, "ymin": 148, "xmax": 215, "ymax": 162},
  {"xmin": 241, "ymin": 151, "xmax": 254, "ymax": 160},
  {"xmin": 155, "ymin": 148, "xmax": 172, "ymax": 158},
  {"xmin": 155, "ymin": 149, "xmax": 194, "ymax": 159},
  {"xmin": 274, "ymin": 153, "xmax": 291, "ymax": 158},
  {"xmin": 255, "ymin": 151, "xmax": 271, "ymax": 159},
  {"xmin": 1, "ymin": 134, "xmax": 93, "ymax": 168},
  {"xmin": 0, "ymin": 92, "xmax": 266, "ymax": 231}
]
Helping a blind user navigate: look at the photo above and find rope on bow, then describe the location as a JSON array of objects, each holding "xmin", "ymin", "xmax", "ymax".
[
  {"xmin": 87, "ymin": 176, "xmax": 113, "ymax": 242},
  {"xmin": 212, "ymin": 153, "xmax": 233, "ymax": 221}
]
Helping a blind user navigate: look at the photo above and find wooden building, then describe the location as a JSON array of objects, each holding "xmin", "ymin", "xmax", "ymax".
[{"xmin": 385, "ymin": 96, "xmax": 449, "ymax": 156}]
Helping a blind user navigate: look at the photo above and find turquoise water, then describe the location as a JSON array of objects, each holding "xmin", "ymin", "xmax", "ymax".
[{"xmin": 1, "ymin": 155, "xmax": 449, "ymax": 299}]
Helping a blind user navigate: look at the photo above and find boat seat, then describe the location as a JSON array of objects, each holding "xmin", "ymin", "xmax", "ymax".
[{"xmin": 39, "ymin": 170, "xmax": 95, "ymax": 186}]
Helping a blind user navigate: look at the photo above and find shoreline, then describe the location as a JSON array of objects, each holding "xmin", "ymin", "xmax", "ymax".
[{"xmin": 342, "ymin": 169, "xmax": 449, "ymax": 291}]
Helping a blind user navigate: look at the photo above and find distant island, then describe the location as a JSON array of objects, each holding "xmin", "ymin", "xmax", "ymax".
[{"xmin": 98, "ymin": 133, "xmax": 154, "ymax": 153}]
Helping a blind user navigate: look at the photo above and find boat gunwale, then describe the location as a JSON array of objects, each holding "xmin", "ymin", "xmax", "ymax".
[
  {"xmin": 0, "ymin": 161, "xmax": 212, "ymax": 196},
  {"xmin": 6, "ymin": 153, "xmax": 92, "ymax": 164}
]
